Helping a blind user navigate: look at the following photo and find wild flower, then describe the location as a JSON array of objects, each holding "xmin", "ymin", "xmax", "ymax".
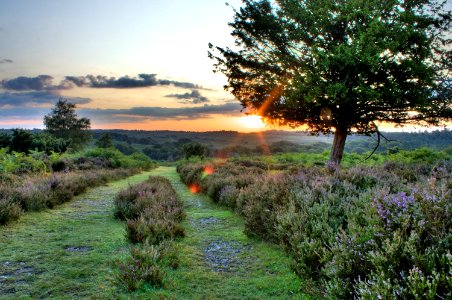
[
  {"xmin": 373, "ymin": 192, "xmax": 415, "ymax": 226},
  {"xmin": 178, "ymin": 159, "xmax": 451, "ymax": 299}
]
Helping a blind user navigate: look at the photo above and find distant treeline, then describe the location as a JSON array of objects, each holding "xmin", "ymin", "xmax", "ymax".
[
  {"xmin": 2, "ymin": 129, "xmax": 450, "ymax": 161},
  {"xmin": 93, "ymin": 129, "xmax": 452, "ymax": 161},
  {"xmin": 345, "ymin": 130, "xmax": 452, "ymax": 154}
]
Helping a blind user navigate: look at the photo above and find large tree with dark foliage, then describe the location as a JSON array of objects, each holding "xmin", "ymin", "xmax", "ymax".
[
  {"xmin": 44, "ymin": 99, "xmax": 91, "ymax": 150},
  {"xmin": 209, "ymin": 0, "xmax": 451, "ymax": 164}
]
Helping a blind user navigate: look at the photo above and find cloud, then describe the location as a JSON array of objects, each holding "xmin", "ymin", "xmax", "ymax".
[
  {"xmin": 0, "ymin": 91, "xmax": 92, "ymax": 108},
  {"xmin": 0, "ymin": 102, "xmax": 242, "ymax": 127},
  {"xmin": 78, "ymin": 103, "xmax": 242, "ymax": 122},
  {"xmin": 64, "ymin": 73, "xmax": 159, "ymax": 88},
  {"xmin": 158, "ymin": 79, "xmax": 201, "ymax": 89},
  {"xmin": 165, "ymin": 90, "xmax": 210, "ymax": 104},
  {"xmin": 0, "ymin": 75, "xmax": 72, "ymax": 91},
  {"xmin": 1, "ymin": 75, "xmax": 53, "ymax": 91},
  {"xmin": 1, "ymin": 73, "xmax": 205, "ymax": 91},
  {"xmin": 64, "ymin": 73, "xmax": 204, "ymax": 89},
  {"xmin": 0, "ymin": 59, "xmax": 13, "ymax": 64}
]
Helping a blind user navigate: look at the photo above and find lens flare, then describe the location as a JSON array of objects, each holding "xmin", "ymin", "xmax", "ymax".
[
  {"xmin": 240, "ymin": 115, "xmax": 265, "ymax": 129},
  {"xmin": 204, "ymin": 165, "xmax": 214, "ymax": 175},
  {"xmin": 189, "ymin": 184, "xmax": 201, "ymax": 194}
]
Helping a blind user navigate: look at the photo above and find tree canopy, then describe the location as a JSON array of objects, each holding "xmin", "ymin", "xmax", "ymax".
[
  {"xmin": 44, "ymin": 99, "xmax": 91, "ymax": 150},
  {"xmin": 96, "ymin": 133, "xmax": 114, "ymax": 149},
  {"xmin": 182, "ymin": 142, "xmax": 210, "ymax": 159},
  {"xmin": 209, "ymin": 0, "xmax": 451, "ymax": 164}
]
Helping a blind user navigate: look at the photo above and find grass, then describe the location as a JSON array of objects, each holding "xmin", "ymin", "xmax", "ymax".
[
  {"xmin": 0, "ymin": 171, "xmax": 154, "ymax": 299},
  {"xmin": 146, "ymin": 167, "xmax": 305, "ymax": 299},
  {"xmin": 1, "ymin": 167, "xmax": 305, "ymax": 299}
]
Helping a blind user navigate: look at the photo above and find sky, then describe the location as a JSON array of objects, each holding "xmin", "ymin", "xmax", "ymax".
[
  {"xmin": 0, "ymin": 0, "xmax": 271, "ymax": 132},
  {"xmin": 0, "ymin": 1, "xmax": 449, "ymax": 133}
]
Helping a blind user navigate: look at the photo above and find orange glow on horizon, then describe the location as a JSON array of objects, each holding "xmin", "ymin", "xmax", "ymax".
[
  {"xmin": 240, "ymin": 115, "xmax": 265, "ymax": 130},
  {"xmin": 89, "ymin": 115, "xmax": 280, "ymax": 132}
]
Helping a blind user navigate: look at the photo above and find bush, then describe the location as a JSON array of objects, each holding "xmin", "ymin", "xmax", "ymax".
[
  {"xmin": 114, "ymin": 176, "xmax": 185, "ymax": 291},
  {"xmin": 116, "ymin": 241, "xmax": 180, "ymax": 291},
  {"xmin": 0, "ymin": 144, "xmax": 155, "ymax": 226},
  {"xmin": 182, "ymin": 142, "xmax": 209, "ymax": 159},
  {"xmin": 0, "ymin": 149, "xmax": 48, "ymax": 175},
  {"xmin": 126, "ymin": 216, "xmax": 185, "ymax": 245},
  {"xmin": 115, "ymin": 177, "xmax": 184, "ymax": 222},
  {"xmin": 177, "ymin": 161, "xmax": 263, "ymax": 208},
  {"xmin": 117, "ymin": 244, "xmax": 166, "ymax": 291},
  {"xmin": 0, "ymin": 184, "xmax": 22, "ymax": 225},
  {"xmin": 177, "ymin": 157, "xmax": 452, "ymax": 299},
  {"xmin": 0, "ymin": 168, "xmax": 140, "ymax": 225}
]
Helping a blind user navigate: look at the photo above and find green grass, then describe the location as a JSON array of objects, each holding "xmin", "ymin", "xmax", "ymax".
[
  {"xmin": 0, "ymin": 171, "xmax": 154, "ymax": 299},
  {"xmin": 1, "ymin": 167, "xmax": 306, "ymax": 299},
  {"xmin": 143, "ymin": 167, "xmax": 306, "ymax": 299}
]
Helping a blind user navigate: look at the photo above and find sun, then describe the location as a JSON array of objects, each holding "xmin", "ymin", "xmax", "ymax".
[{"xmin": 240, "ymin": 115, "xmax": 265, "ymax": 129}]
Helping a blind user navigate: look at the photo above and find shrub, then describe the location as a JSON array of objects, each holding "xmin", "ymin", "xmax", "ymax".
[
  {"xmin": 14, "ymin": 178, "xmax": 52, "ymax": 210},
  {"xmin": 181, "ymin": 142, "xmax": 209, "ymax": 159},
  {"xmin": 0, "ymin": 185, "xmax": 22, "ymax": 224},
  {"xmin": 0, "ymin": 168, "xmax": 139, "ymax": 225},
  {"xmin": 115, "ymin": 177, "xmax": 184, "ymax": 222},
  {"xmin": 116, "ymin": 241, "xmax": 181, "ymax": 291},
  {"xmin": 0, "ymin": 150, "xmax": 48, "ymax": 175},
  {"xmin": 117, "ymin": 244, "xmax": 166, "ymax": 291},
  {"xmin": 177, "ymin": 157, "xmax": 451, "ymax": 299},
  {"xmin": 126, "ymin": 216, "xmax": 185, "ymax": 245},
  {"xmin": 177, "ymin": 161, "xmax": 263, "ymax": 209},
  {"xmin": 114, "ymin": 176, "xmax": 185, "ymax": 291}
]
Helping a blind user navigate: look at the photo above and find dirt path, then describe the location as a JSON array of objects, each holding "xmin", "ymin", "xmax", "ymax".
[
  {"xmin": 150, "ymin": 167, "xmax": 303, "ymax": 299},
  {"xmin": 0, "ymin": 171, "xmax": 154, "ymax": 299}
]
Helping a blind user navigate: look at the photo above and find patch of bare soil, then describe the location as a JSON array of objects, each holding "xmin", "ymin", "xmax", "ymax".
[
  {"xmin": 64, "ymin": 246, "xmax": 92, "ymax": 253},
  {"xmin": 0, "ymin": 261, "xmax": 40, "ymax": 294},
  {"xmin": 191, "ymin": 217, "xmax": 224, "ymax": 228},
  {"xmin": 204, "ymin": 240, "xmax": 252, "ymax": 272}
]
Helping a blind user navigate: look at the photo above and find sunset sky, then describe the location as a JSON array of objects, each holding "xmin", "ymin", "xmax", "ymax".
[
  {"xmin": 1, "ymin": 1, "xmax": 449, "ymax": 133},
  {"xmin": 0, "ymin": 0, "xmax": 275, "ymax": 131}
]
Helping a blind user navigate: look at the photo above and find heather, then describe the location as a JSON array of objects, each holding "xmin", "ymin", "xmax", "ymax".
[
  {"xmin": 177, "ymin": 156, "xmax": 452, "ymax": 299},
  {"xmin": 0, "ymin": 147, "xmax": 156, "ymax": 225},
  {"xmin": 114, "ymin": 176, "xmax": 185, "ymax": 291}
]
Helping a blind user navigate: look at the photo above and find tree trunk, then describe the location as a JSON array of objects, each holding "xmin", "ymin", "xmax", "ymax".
[{"xmin": 329, "ymin": 126, "xmax": 348, "ymax": 165}]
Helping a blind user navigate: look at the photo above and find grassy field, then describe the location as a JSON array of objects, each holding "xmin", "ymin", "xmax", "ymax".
[
  {"xmin": 0, "ymin": 171, "xmax": 153, "ymax": 299},
  {"xmin": 1, "ymin": 167, "xmax": 305, "ymax": 299},
  {"xmin": 146, "ymin": 167, "xmax": 304, "ymax": 299}
]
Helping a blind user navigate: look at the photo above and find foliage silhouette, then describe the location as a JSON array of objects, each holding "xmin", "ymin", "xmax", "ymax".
[
  {"xmin": 44, "ymin": 99, "xmax": 91, "ymax": 150},
  {"xmin": 209, "ymin": 0, "xmax": 451, "ymax": 164}
]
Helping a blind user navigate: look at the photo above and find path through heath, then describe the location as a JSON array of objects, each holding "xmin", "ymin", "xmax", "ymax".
[{"xmin": 0, "ymin": 167, "xmax": 303, "ymax": 299}]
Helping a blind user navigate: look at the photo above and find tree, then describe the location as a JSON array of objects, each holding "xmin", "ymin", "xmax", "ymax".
[
  {"xmin": 44, "ymin": 99, "xmax": 91, "ymax": 150},
  {"xmin": 0, "ymin": 132, "xmax": 11, "ymax": 149},
  {"xmin": 182, "ymin": 142, "xmax": 209, "ymax": 159},
  {"xmin": 11, "ymin": 129, "xmax": 33, "ymax": 153},
  {"xmin": 31, "ymin": 132, "xmax": 69, "ymax": 154},
  {"xmin": 209, "ymin": 0, "xmax": 451, "ymax": 165},
  {"xmin": 96, "ymin": 133, "xmax": 114, "ymax": 148}
]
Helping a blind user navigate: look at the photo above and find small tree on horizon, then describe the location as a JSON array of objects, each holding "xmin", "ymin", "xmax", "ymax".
[
  {"xmin": 44, "ymin": 99, "xmax": 91, "ymax": 151},
  {"xmin": 96, "ymin": 132, "xmax": 114, "ymax": 148},
  {"xmin": 209, "ymin": 0, "xmax": 451, "ymax": 165},
  {"xmin": 182, "ymin": 142, "xmax": 209, "ymax": 160}
]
